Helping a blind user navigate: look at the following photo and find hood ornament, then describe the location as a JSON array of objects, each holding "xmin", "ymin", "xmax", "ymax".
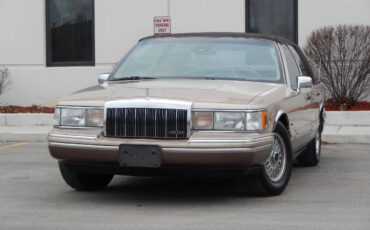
[{"xmin": 146, "ymin": 88, "xmax": 150, "ymax": 101}]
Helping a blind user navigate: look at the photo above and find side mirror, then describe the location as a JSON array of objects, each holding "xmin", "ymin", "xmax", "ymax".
[
  {"xmin": 98, "ymin": 73, "xmax": 110, "ymax": 84},
  {"xmin": 297, "ymin": 76, "xmax": 312, "ymax": 93}
]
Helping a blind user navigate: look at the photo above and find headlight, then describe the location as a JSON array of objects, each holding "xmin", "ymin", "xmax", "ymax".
[
  {"xmin": 192, "ymin": 110, "xmax": 267, "ymax": 131},
  {"xmin": 61, "ymin": 108, "xmax": 85, "ymax": 126},
  {"xmin": 53, "ymin": 107, "xmax": 103, "ymax": 127},
  {"xmin": 214, "ymin": 112, "xmax": 245, "ymax": 130}
]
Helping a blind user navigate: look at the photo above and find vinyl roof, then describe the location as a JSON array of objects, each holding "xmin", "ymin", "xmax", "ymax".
[{"xmin": 139, "ymin": 32, "xmax": 297, "ymax": 46}]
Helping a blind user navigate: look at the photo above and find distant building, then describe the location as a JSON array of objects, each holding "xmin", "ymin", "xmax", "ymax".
[{"xmin": 0, "ymin": 0, "xmax": 369, "ymax": 106}]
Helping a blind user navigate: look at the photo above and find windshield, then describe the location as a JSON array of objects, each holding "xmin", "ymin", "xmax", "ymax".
[{"xmin": 110, "ymin": 37, "xmax": 284, "ymax": 83}]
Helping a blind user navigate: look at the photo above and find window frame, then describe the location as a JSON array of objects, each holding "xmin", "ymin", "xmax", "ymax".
[
  {"xmin": 45, "ymin": 0, "xmax": 95, "ymax": 67},
  {"xmin": 245, "ymin": 0, "xmax": 298, "ymax": 44}
]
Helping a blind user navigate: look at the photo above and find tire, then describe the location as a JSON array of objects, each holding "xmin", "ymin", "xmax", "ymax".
[
  {"xmin": 297, "ymin": 130, "xmax": 321, "ymax": 167},
  {"xmin": 58, "ymin": 161, "xmax": 113, "ymax": 191},
  {"xmin": 242, "ymin": 121, "xmax": 292, "ymax": 196}
]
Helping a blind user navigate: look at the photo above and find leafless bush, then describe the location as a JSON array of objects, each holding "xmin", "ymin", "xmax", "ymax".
[
  {"xmin": 0, "ymin": 67, "xmax": 12, "ymax": 96},
  {"xmin": 303, "ymin": 25, "xmax": 370, "ymax": 110}
]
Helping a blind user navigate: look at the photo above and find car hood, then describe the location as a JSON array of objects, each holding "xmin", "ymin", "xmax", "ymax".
[{"xmin": 59, "ymin": 79, "xmax": 282, "ymax": 109}]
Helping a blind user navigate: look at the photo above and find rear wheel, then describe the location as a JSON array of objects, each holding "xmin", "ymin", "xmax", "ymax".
[
  {"xmin": 297, "ymin": 131, "xmax": 321, "ymax": 166},
  {"xmin": 242, "ymin": 121, "xmax": 292, "ymax": 196},
  {"xmin": 59, "ymin": 161, "xmax": 113, "ymax": 191}
]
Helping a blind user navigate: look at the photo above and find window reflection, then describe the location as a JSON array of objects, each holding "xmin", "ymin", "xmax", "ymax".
[
  {"xmin": 47, "ymin": 0, "xmax": 94, "ymax": 65},
  {"xmin": 248, "ymin": 0, "xmax": 296, "ymax": 43}
]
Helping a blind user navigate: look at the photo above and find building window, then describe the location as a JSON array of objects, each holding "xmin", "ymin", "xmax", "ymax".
[
  {"xmin": 246, "ymin": 0, "xmax": 297, "ymax": 43},
  {"xmin": 46, "ymin": 0, "xmax": 95, "ymax": 66}
]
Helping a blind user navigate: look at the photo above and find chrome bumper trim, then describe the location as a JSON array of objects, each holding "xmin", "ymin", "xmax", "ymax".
[
  {"xmin": 189, "ymin": 135, "xmax": 273, "ymax": 143},
  {"xmin": 48, "ymin": 133, "xmax": 98, "ymax": 140},
  {"xmin": 49, "ymin": 142, "xmax": 118, "ymax": 150},
  {"xmin": 163, "ymin": 144, "xmax": 271, "ymax": 154},
  {"xmin": 54, "ymin": 126, "xmax": 103, "ymax": 130},
  {"xmin": 49, "ymin": 142, "xmax": 271, "ymax": 153}
]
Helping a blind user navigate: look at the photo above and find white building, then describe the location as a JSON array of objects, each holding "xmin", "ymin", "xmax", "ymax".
[{"xmin": 0, "ymin": 0, "xmax": 369, "ymax": 106}]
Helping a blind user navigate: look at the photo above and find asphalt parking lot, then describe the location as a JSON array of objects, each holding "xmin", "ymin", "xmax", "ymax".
[{"xmin": 0, "ymin": 142, "xmax": 369, "ymax": 230}]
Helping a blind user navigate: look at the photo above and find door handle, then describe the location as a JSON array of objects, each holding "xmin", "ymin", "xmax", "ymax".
[
  {"xmin": 305, "ymin": 94, "xmax": 312, "ymax": 100},
  {"xmin": 315, "ymin": 91, "xmax": 321, "ymax": 96}
]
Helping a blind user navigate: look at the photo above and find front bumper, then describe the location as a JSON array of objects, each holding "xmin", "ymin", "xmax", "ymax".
[{"xmin": 48, "ymin": 129, "xmax": 273, "ymax": 167}]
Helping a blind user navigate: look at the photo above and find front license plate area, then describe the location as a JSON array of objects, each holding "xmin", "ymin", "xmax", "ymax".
[{"xmin": 119, "ymin": 144, "xmax": 162, "ymax": 168}]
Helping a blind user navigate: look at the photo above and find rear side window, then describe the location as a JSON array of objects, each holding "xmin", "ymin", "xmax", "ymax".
[{"xmin": 282, "ymin": 45, "xmax": 300, "ymax": 89}]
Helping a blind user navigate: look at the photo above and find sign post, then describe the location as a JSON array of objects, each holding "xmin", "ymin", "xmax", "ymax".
[{"xmin": 154, "ymin": 16, "xmax": 171, "ymax": 35}]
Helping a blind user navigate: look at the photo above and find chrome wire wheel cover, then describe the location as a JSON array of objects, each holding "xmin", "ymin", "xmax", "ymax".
[
  {"xmin": 315, "ymin": 132, "xmax": 321, "ymax": 160},
  {"xmin": 264, "ymin": 134, "xmax": 287, "ymax": 182}
]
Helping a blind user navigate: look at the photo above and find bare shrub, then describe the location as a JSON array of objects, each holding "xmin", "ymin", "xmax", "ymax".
[
  {"xmin": 303, "ymin": 25, "xmax": 370, "ymax": 110},
  {"xmin": 0, "ymin": 67, "xmax": 12, "ymax": 96}
]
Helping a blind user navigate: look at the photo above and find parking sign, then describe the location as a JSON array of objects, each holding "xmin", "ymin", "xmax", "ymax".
[{"xmin": 154, "ymin": 16, "xmax": 171, "ymax": 35}]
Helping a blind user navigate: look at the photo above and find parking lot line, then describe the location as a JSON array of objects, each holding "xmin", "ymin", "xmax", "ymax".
[{"xmin": 0, "ymin": 142, "xmax": 30, "ymax": 151}]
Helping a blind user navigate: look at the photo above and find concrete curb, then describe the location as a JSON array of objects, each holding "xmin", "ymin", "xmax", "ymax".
[
  {"xmin": 0, "ymin": 113, "xmax": 52, "ymax": 142},
  {"xmin": 0, "ymin": 113, "xmax": 4, "ymax": 126},
  {"xmin": 322, "ymin": 125, "xmax": 370, "ymax": 144},
  {"xmin": 321, "ymin": 111, "xmax": 370, "ymax": 144},
  {"xmin": 0, "ymin": 126, "xmax": 51, "ymax": 142},
  {"xmin": 0, "ymin": 113, "xmax": 53, "ymax": 126},
  {"xmin": 325, "ymin": 111, "xmax": 370, "ymax": 126}
]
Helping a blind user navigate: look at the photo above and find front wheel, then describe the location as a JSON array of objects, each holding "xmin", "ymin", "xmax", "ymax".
[
  {"xmin": 242, "ymin": 121, "xmax": 292, "ymax": 196},
  {"xmin": 58, "ymin": 162, "xmax": 113, "ymax": 191}
]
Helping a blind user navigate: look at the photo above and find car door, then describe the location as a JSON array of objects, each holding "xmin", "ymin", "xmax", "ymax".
[
  {"xmin": 281, "ymin": 45, "xmax": 314, "ymax": 152},
  {"xmin": 288, "ymin": 45, "xmax": 320, "ymax": 133}
]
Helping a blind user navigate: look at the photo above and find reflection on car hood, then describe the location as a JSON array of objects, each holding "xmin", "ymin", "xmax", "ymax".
[{"xmin": 60, "ymin": 79, "xmax": 282, "ymax": 109}]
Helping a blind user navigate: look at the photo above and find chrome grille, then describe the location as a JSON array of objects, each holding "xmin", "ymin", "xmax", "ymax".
[{"xmin": 105, "ymin": 108, "xmax": 188, "ymax": 138}]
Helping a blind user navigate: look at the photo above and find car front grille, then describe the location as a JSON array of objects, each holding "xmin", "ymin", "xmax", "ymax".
[{"xmin": 105, "ymin": 108, "xmax": 188, "ymax": 138}]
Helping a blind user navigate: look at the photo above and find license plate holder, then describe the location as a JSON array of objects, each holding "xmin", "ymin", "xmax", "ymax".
[{"xmin": 119, "ymin": 144, "xmax": 162, "ymax": 168}]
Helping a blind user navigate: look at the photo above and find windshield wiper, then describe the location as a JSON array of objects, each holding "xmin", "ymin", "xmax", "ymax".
[{"xmin": 111, "ymin": 76, "xmax": 156, "ymax": 81}]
